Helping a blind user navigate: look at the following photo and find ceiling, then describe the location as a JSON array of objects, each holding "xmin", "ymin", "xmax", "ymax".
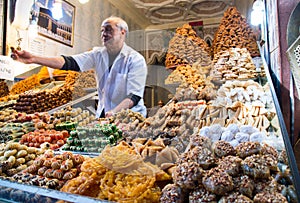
[{"xmin": 107, "ymin": 0, "xmax": 254, "ymax": 29}]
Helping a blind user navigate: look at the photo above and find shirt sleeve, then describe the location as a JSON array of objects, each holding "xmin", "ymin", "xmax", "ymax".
[
  {"xmin": 72, "ymin": 48, "xmax": 101, "ymax": 71},
  {"xmin": 126, "ymin": 52, "xmax": 148, "ymax": 98},
  {"xmin": 126, "ymin": 93, "xmax": 141, "ymax": 106},
  {"xmin": 61, "ymin": 55, "xmax": 80, "ymax": 71}
]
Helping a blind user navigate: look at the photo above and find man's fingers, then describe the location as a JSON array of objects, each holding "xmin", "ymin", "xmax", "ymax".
[
  {"xmin": 11, "ymin": 54, "xmax": 17, "ymax": 60},
  {"xmin": 10, "ymin": 47, "xmax": 18, "ymax": 60}
]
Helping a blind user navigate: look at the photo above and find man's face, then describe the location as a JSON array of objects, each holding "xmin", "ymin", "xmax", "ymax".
[{"xmin": 101, "ymin": 21, "xmax": 124, "ymax": 48}]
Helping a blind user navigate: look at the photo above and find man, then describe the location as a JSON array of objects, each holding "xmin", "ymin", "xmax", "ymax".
[{"xmin": 11, "ymin": 16, "xmax": 148, "ymax": 118}]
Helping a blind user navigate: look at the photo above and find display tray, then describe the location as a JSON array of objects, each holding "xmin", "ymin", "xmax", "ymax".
[
  {"xmin": 40, "ymin": 75, "xmax": 67, "ymax": 84},
  {"xmin": 40, "ymin": 77, "xmax": 55, "ymax": 84},
  {"xmin": 57, "ymin": 149, "xmax": 100, "ymax": 157},
  {"xmin": 53, "ymin": 74, "xmax": 68, "ymax": 81},
  {"xmin": 38, "ymin": 81, "xmax": 65, "ymax": 90},
  {"xmin": 165, "ymin": 64, "xmax": 183, "ymax": 69},
  {"xmin": 83, "ymin": 87, "xmax": 97, "ymax": 93},
  {"xmin": 0, "ymin": 179, "xmax": 112, "ymax": 203}
]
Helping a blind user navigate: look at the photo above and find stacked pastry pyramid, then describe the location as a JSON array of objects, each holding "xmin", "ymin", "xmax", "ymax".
[
  {"xmin": 212, "ymin": 7, "xmax": 260, "ymax": 57},
  {"xmin": 165, "ymin": 24, "xmax": 212, "ymax": 68}
]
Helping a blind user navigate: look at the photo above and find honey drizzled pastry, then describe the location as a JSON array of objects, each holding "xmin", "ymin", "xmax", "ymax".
[
  {"xmin": 63, "ymin": 168, "xmax": 78, "ymax": 180},
  {"xmin": 43, "ymin": 158, "xmax": 52, "ymax": 168},
  {"xmin": 46, "ymin": 178, "xmax": 60, "ymax": 189},
  {"xmin": 52, "ymin": 169, "xmax": 64, "ymax": 179},
  {"xmin": 98, "ymin": 170, "xmax": 161, "ymax": 202},
  {"xmin": 165, "ymin": 63, "xmax": 216, "ymax": 102},
  {"xmin": 61, "ymin": 151, "xmax": 74, "ymax": 160},
  {"xmin": 51, "ymin": 159, "xmax": 62, "ymax": 169},
  {"xmin": 72, "ymin": 154, "xmax": 85, "ymax": 165},
  {"xmin": 37, "ymin": 166, "xmax": 48, "ymax": 176},
  {"xmin": 60, "ymin": 158, "xmax": 107, "ymax": 197},
  {"xmin": 26, "ymin": 164, "xmax": 38, "ymax": 174},
  {"xmin": 61, "ymin": 159, "xmax": 74, "ymax": 171},
  {"xmin": 43, "ymin": 168, "xmax": 54, "ymax": 178}
]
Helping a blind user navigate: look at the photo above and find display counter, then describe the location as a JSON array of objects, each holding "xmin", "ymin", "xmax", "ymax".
[
  {"xmin": 0, "ymin": 57, "xmax": 299, "ymax": 202},
  {"xmin": 0, "ymin": 7, "xmax": 300, "ymax": 201}
]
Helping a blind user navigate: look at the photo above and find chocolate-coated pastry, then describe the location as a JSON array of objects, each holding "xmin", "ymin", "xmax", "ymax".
[
  {"xmin": 202, "ymin": 167, "xmax": 234, "ymax": 195},
  {"xmin": 253, "ymin": 192, "xmax": 287, "ymax": 203},
  {"xmin": 173, "ymin": 161, "xmax": 203, "ymax": 189},
  {"xmin": 217, "ymin": 155, "xmax": 242, "ymax": 176},
  {"xmin": 160, "ymin": 184, "xmax": 186, "ymax": 203},
  {"xmin": 189, "ymin": 186, "xmax": 217, "ymax": 203},
  {"xmin": 213, "ymin": 140, "xmax": 236, "ymax": 158}
]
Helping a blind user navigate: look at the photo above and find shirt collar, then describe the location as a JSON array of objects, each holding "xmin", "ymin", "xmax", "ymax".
[{"xmin": 119, "ymin": 43, "xmax": 129, "ymax": 57}]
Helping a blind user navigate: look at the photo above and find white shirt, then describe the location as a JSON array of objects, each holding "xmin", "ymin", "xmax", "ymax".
[{"xmin": 72, "ymin": 43, "xmax": 147, "ymax": 117}]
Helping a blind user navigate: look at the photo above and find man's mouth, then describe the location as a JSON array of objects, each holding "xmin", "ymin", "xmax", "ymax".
[{"xmin": 103, "ymin": 37, "xmax": 111, "ymax": 43}]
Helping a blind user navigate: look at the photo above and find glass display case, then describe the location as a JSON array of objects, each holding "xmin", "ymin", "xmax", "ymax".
[
  {"xmin": 0, "ymin": 47, "xmax": 299, "ymax": 203},
  {"xmin": 260, "ymin": 43, "xmax": 300, "ymax": 202}
]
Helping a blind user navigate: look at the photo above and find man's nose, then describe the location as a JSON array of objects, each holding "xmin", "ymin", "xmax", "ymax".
[{"xmin": 101, "ymin": 32, "xmax": 107, "ymax": 37}]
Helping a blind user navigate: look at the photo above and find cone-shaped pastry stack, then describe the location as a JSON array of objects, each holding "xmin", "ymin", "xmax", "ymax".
[
  {"xmin": 212, "ymin": 7, "xmax": 260, "ymax": 57},
  {"xmin": 165, "ymin": 24, "xmax": 212, "ymax": 68}
]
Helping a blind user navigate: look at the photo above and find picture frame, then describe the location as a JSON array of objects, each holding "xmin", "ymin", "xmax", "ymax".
[
  {"xmin": 35, "ymin": 0, "xmax": 75, "ymax": 47},
  {"xmin": 1, "ymin": 0, "xmax": 8, "ymax": 55}
]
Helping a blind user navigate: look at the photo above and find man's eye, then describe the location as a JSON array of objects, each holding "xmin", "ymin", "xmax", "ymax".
[{"xmin": 101, "ymin": 28, "xmax": 113, "ymax": 33}]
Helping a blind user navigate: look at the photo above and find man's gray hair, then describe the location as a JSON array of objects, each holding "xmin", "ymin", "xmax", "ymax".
[{"xmin": 103, "ymin": 16, "xmax": 129, "ymax": 34}]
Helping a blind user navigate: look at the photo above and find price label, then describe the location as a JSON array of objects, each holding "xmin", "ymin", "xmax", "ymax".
[{"xmin": 0, "ymin": 56, "xmax": 14, "ymax": 81}]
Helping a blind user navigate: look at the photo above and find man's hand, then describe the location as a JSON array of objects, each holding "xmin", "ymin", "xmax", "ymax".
[
  {"xmin": 105, "ymin": 111, "xmax": 115, "ymax": 118},
  {"xmin": 10, "ymin": 49, "xmax": 65, "ymax": 69},
  {"xmin": 11, "ymin": 49, "xmax": 35, "ymax": 64}
]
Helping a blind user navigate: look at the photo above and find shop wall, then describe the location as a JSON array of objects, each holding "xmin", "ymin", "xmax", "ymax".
[{"xmin": 5, "ymin": 0, "xmax": 143, "ymax": 57}]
